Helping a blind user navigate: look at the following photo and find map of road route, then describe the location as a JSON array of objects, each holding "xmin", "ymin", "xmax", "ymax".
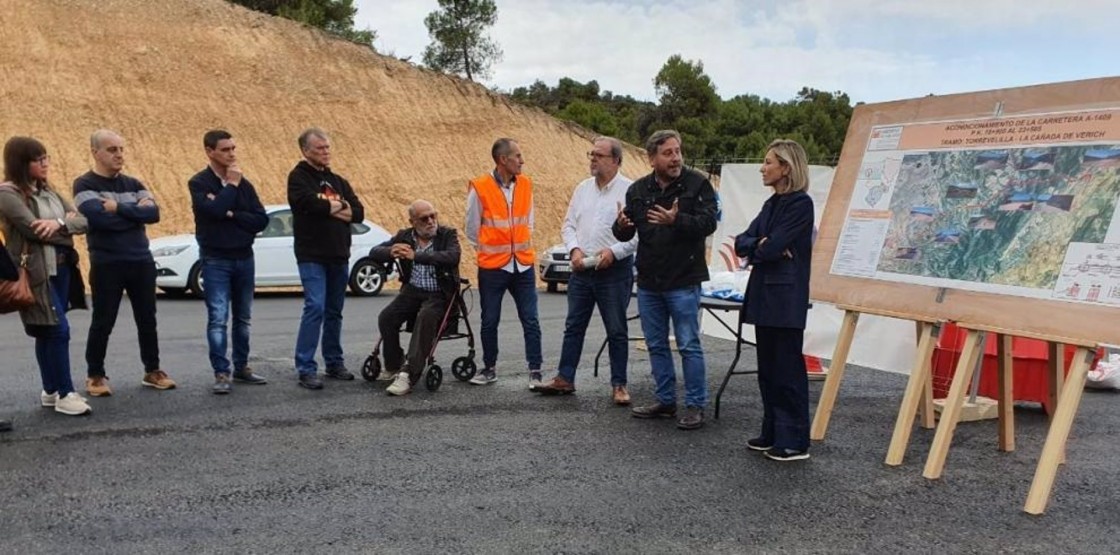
[{"xmin": 830, "ymin": 108, "xmax": 1120, "ymax": 307}]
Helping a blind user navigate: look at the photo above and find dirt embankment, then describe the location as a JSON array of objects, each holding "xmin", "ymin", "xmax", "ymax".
[{"xmin": 0, "ymin": 0, "xmax": 652, "ymax": 281}]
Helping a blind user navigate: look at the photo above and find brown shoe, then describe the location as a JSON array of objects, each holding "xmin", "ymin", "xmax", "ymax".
[
  {"xmin": 611, "ymin": 385, "xmax": 631, "ymax": 406},
  {"xmin": 677, "ymin": 406, "xmax": 704, "ymax": 430},
  {"xmin": 141, "ymin": 370, "xmax": 177, "ymax": 390},
  {"xmin": 631, "ymin": 401, "xmax": 677, "ymax": 419},
  {"xmin": 86, "ymin": 376, "xmax": 112, "ymax": 397},
  {"xmin": 534, "ymin": 376, "xmax": 575, "ymax": 395}
]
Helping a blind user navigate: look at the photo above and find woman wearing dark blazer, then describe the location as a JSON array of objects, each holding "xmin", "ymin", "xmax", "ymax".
[{"xmin": 735, "ymin": 139, "xmax": 814, "ymax": 461}]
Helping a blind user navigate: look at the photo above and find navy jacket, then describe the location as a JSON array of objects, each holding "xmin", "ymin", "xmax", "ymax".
[
  {"xmin": 188, "ymin": 167, "xmax": 269, "ymax": 259},
  {"xmin": 73, "ymin": 171, "xmax": 160, "ymax": 264},
  {"xmin": 735, "ymin": 191, "xmax": 814, "ymax": 329}
]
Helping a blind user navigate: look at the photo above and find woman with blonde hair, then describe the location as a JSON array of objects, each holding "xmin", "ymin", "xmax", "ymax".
[
  {"xmin": 0, "ymin": 136, "xmax": 91, "ymax": 416},
  {"xmin": 735, "ymin": 138, "xmax": 814, "ymax": 461}
]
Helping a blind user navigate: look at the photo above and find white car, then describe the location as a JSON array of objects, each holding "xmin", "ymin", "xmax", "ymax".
[{"xmin": 150, "ymin": 204, "xmax": 396, "ymax": 298}]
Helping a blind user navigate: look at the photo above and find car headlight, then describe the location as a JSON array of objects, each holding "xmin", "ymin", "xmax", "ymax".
[{"xmin": 151, "ymin": 245, "xmax": 190, "ymax": 258}]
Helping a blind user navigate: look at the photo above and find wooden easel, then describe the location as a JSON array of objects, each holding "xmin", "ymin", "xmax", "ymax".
[
  {"xmin": 915, "ymin": 323, "xmax": 1097, "ymax": 514},
  {"xmin": 810, "ymin": 305, "xmax": 940, "ymax": 466}
]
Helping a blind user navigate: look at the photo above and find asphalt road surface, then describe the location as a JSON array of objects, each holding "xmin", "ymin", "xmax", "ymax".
[{"xmin": 1, "ymin": 289, "xmax": 1118, "ymax": 553}]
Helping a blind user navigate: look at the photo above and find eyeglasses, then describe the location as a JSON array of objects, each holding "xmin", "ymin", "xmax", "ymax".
[
  {"xmin": 587, "ymin": 152, "xmax": 613, "ymax": 160},
  {"xmin": 33, "ymin": 155, "xmax": 50, "ymax": 164},
  {"xmin": 414, "ymin": 213, "xmax": 438, "ymax": 222}
]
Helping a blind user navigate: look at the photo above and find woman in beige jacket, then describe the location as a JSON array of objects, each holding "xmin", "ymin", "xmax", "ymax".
[{"xmin": 0, "ymin": 137, "xmax": 91, "ymax": 416}]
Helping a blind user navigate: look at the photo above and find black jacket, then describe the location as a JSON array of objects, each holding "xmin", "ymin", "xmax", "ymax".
[
  {"xmin": 0, "ymin": 238, "xmax": 18, "ymax": 281},
  {"xmin": 188, "ymin": 167, "xmax": 269, "ymax": 259},
  {"xmin": 735, "ymin": 191, "xmax": 814, "ymax": 329},
  {"xmin": 612, "ymin": 168, "xmax": 719, "ymax": 291},
  {"xmin": 369, "ymin": 225, "xmax": 461, "ymax": 296},
  {"xmin": 286, "ymin": 160, "xmax": 365, "ymax": 264}
]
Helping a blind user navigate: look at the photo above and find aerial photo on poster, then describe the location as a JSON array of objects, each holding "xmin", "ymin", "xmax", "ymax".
[{"xmin": 831, "ymin": 108, "xmax": 1120, "ymax": 306}]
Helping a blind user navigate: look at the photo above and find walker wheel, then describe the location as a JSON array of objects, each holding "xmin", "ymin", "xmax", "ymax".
[
  {"xmin": 426, "ymin": 364, "xmax": 443, "ymax": 391},
  {"xmin": 451, "ymin": 357, "xmax": 476, "ymax": 381},
  {"xmin": 361, "ymin": 355, "xmax": 381, "ymax": 382}
]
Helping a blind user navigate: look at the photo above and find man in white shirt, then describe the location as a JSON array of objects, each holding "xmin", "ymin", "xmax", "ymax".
[{"xmin": 534, "ymin": 137, "xmax": 637, "ymax": 405}]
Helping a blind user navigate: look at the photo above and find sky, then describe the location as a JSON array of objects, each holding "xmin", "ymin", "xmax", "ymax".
[{"xmin": 353, "ymin": 0, "xmax": 1118, "ymax": 105}]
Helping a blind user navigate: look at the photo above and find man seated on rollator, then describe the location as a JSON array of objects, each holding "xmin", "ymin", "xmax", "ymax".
[{"xmin": 369, "ymin": 199, "xmax": 461, "ymax": 396}]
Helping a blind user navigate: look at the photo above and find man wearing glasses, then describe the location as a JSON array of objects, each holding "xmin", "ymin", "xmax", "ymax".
[
  {"xmin": 287, "ymin": 128, "xmax": 366, "ymax": 390},
  {"xmin": 534, "ymin": 137, "xmax": 636, "ymax": 405},
  {"xmin": 368, "ymin": 200, "xmax": 461, "ymax": 396}
]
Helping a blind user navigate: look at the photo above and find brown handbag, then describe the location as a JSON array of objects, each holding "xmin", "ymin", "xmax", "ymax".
[{"xmin": 0, "ymin": 241, "xmax": 34, "ymax": 313}]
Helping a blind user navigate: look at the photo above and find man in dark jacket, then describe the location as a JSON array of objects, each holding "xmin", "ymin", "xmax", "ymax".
[
  {"xmin": 369, "ymin": 200, "xmax": 461, "ymax": 396},
  {"xmin": 188, "ymin": 130, "xmax": 270, "ymax": 394},
  {"xmin": 612, "ymin": 130, "xmax": 719, "ymax": 430},
  {"xmin": 74, "ymin": 129, "xmax": 174, "ymax": 395},
  {"xmin": 287, "ymin": 128, "xmax": 365, "ymax": 390}
]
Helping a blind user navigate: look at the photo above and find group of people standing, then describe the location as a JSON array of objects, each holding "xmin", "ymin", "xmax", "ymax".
[{"xmin": 0, "ymin": 126, "xmax": 817, "ymax": 462}]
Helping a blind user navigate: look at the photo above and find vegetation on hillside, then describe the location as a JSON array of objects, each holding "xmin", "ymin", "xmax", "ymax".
[
  {"xmin": 511, "ymin": 56, "xmax": 856, "ymax": 167},
  {"xmin": 229, "ymin": 0, "xmax": 376, "ymax": 46},
  {"xmin": 422, "ymin": 0, "xmax": 503, "ymax": 82}
]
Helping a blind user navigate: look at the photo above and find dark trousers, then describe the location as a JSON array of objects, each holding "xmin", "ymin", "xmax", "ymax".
[
  {"xmin": 85, "ymin": 260, "xmax": 160, "ymax": 377},
  {"xmin": 755, "ymin": 326, "xmax": 809, "ymax": 451},
  {"xmin": 378, "ymin": 285, "xmax": 448, "ymax": 383},
  {"xmin": 478, "ymin": 267, "xmax": 542, "ymax": 371},
  {"xmin": 25, "ymin": 264, "xmax": 75, "ymax": 396}
]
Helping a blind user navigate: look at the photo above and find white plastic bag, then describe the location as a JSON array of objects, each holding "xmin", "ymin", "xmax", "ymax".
[{"xmin": 1086, "ymin": 354, "xmax": 1120, "ymax": 390}]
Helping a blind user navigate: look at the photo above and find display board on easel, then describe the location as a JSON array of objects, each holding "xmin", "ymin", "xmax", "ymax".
[
  {"xmin": 808, "ymin": 76, "xmax": 1120, "ymax": 515},
  {"xmin": 813, "ymin": 79, "xmax": 1120, "ymax": 345}
]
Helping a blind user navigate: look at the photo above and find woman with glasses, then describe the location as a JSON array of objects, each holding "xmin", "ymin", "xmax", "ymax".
[
  {"xmin": 0, "ymin": 137, "xmax": 92, "ymax": 416},
  {"xmin": 735, "ymin": 139, "xmax": 815, "ymax": 461}
]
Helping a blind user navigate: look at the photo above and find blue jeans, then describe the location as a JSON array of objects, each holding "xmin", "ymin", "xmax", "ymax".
[
  {"xmin": 637, "ymin": 285, "xmax": 707, "ymax": 408},
  {"xmin": 24, "ymin": 264, "xmax": 75, "ymax": 396},
  {"xmin": 202, "ymin": 256, "xmax": 255, "ymax": 374},
  {"xmin": 557, "ymin": 257, "xmax": 633, "ymax": 385},
  {"xmin": 294, "ymin": 261, "xmax": 348, "ymax": 375},
  {"xmin": 478, "ymin": 267, "xmax": 542, "ymax": 371}
]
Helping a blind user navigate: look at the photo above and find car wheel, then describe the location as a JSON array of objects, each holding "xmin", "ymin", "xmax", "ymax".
[
  {"xmin": 187, "ymin": 262, "xmax": 205, "ymax": 299},
  {"xmin": 348, "ymin": 259, "xmax": 384, "ymax": 296},
  {"xmin": 547, "ymin": 281, "xmax": 558, "ymax": 293}
]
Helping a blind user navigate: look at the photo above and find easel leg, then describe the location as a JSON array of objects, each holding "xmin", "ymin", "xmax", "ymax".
[
  {"xmin": 997, "ymin": 334, "xmax": 1015, "ymax": 452},
  {"xmin": 885, "ymin": 321, "xmax": 937, "ymax": 466},
  {"xmin": 1024, "ymin": 347, "xmax": 1093, "ymax": 515},
  {"xmin": 923, "ymin": 329, "xmax": 983, "ymax": 479},
  {"xmin": 1048, "ymin": 342, "xmax": 1067, "ymax": 464},
  {"xmin": 810, "ymin": 311, "xmax": 860, "ymax": 441}
]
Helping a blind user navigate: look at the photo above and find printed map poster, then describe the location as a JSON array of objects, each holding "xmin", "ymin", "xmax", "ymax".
[{"xmin": 830, "ymin": 108, "xmax": 1120, "ymax": 307}]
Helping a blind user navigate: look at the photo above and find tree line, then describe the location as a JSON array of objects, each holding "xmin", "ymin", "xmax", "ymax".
[
  {"xmin": 511, "ymin": 55, "xmax": 855, "ymax": 167},
  {"xmin": 227, "ymin": 1, "xmax": 854, "ymax": 166}
]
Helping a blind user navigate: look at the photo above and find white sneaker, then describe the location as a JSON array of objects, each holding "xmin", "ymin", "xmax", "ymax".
[
  {"xmin": 528, "ymin": 371, "xmax": 543, "ymax": 391},
  {"xmin": 376, "ymin": 368, "xmax": 397, "ymax": 381},
  {"xmin": 40, "ymin": 391, "xmax": 59, "ymax": 407},
  {"xmin": 54, "ymin": 392, "xmax": 92, "ymax": 416},
  {"xmin": 386, "ymin": 372, "xmax": 411, "ymax": 396}
]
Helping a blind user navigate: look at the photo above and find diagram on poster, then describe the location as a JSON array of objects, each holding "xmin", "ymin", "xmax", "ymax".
[{"xmin": 830, "ymin": 108, "xmax": 1120, "ymax": 306}]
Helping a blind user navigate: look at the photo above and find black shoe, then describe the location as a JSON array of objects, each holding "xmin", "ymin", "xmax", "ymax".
[
  {"xmin": 764, "ymin": 447, "xmax": 810, "ymax": 462},
  {"xmin": 0, "ymin": 419, "xmax": 12, "ymax": 432},
  {"xmin": 677, "ymin": 406, "xmax": 704, "ymax": 430},
  {"xmin": 233, "ymin": 368, "xmax": 268, "ymax": 385},
  {"xmin": 212, "ymin": 373, "xmax": 232, "ymax": 395},
  {"xmin": 298, "ymin": 373, "xmax": 324, "ymax": 390},
  {"xmin": 325, "ymin": 366, "xmax": 355, "ymax": 381},
  {"xmin": 631, "ymin": 402, "xmax": 677, "ymax": 419},
  {"xmin": 747, "ymin": 437, "xmax": 773, "ymax": 451}
]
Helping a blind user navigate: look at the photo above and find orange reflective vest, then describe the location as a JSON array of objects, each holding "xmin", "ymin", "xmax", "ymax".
[{"xmin": 469, "ymin": 173, "xmax": 535, "ymax": 269}]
